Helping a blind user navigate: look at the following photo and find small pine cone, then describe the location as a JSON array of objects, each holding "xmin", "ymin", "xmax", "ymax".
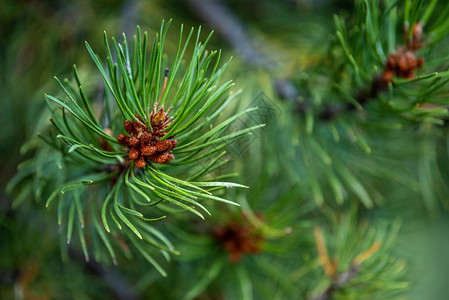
[
  {"xmin": 135, "ymin": 155, "xmax": 146, "ymax": 168},
  {"xmin": 224, "ymin": 240, "xmax": 237, "ymax": 252},
  {"xmin": 164, "ymin": 154, "xmax": 174, "ymax": 164},
  {"xmin": 411, "ymin": 22, "xmax": 423, "ymax": 50},
  {"xmin": 129, "ymin": 137, "xmax": 140, "ymax": 148},
  {"xmin": 129, "ymin": 147, "xmax": 140, "ymax": 160},
  {"xmin": 141, "ymin": 145, "xmax": 156, "ymax": 156},
  {"xmin": 229, "ymin": 251, "xmax": 242, "ymax": 263},
  {"xmin": 381, "ymin": 70, "xmax": 394, "ymax": 83},
  {"xmin": 417, "ymin": 57, "xmax": 424, "ymax": 68},
  {"xmin": 412, "ymin": 22, "xmax": 422, "ymax": 39},
  {"xmin": 134, "ymin": 113, "xmax": 144, "ymax": 122},
  {"xmin": 405, "ymin": 52, "xmax": 417, "ymax": 69},
  {"xmin": 103, "ymin": 128, "xmax": 113, "ymax": 136},
  {"xmin": 132, "ymin": 120, "xmax": 140, "ymax": 131},
  {"xmin": 132, "ymin": 119, "xmax": 148, "ymax": 132},
  {"xmin": 386, "ymin": 55, "xmax": 396, "ymax": 69},
  {"xmin": 149, "ymin": 152, "xmax": 173, "ymax": 164},
  {"xmin": 404, "ymin": 72, "xmax": 415, "ymax": 79},
  {"xmin": 170, "ymin": 139, "xmax": 178, "ymax": 150},
  {"xmin": 124, "ymin": 120, "xmax": 133, "ymax": 135},
  {"xmin": 117, "ymin": 134, "xmax": 130, "ymax": 146},
  {"xmin": 148, "ymin": 154, "xmax": 160, "ymax": 163},
  {"xmin": 100, "ymin": 136, "xmax": 112, "ymax": 152},
  {"xmin": 140, "ymin": 132, "xmax": 152, "ymax": 144},
  {"xmin": 397, "ymin": 56, "xmax": 407, "ymax": 73},
  {"xmin": 155, "ymin": 140, "xmax": 172, "ymax": 152}
]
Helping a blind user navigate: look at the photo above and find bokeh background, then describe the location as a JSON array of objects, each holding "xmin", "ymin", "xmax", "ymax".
[{"xmin": 1, "ymin": 0, "xmax": 449, "ymax": 299}]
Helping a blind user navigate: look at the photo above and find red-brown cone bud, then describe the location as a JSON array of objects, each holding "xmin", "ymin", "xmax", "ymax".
[
  {"xmin": 140, "ymin": 132, "xmax": 152, "ymax": 144},
  {"xmin": 417, "ymin": 57, "xmax": 424, "ymax": 68},
  {"xmin": 117, "ymin": 134, "xmax": 129, "ymax": 146},
  {"xmin": 170, "ymin": 139, "xmax": 178, "ymax": 150},
  {"xmin": 129, "ymin": 137, "xmax": 140, "ymax": 148},
  {"xmin": 134, "ymin": 113, "xmax": 144, "ymax": 122},
  {"xmin": 411, "ymin": 22, "xmax": 423, "ymax": 50},
  {"xmin": 135, "ymin": 155, "xmax": 146, "ymax": 168},
  {"xmin": 397, "ymin": 55, "xmax": 407, "ymax": 73},
  {"xmin": 141, "ymin": 145, "xmax": 156, "ymax": 156},
  {"xmin": 149, "ymin": 152, "xmax": 173, "ymax": 164},
  {"xmin": 155, "ymin": 140, "xmax": 172, "ymax": 152},
  {"xmin": 103, "ymin": 128, "xmax": 113, "ymax": 136},
  {"xmin": 132, "ymin": 119, "xmax": 148, "ymax": 132},
  {"xmin": 124, "ymin": 120, "xmax": 133, "ymax": 135},
  {"xmin": 382, "ymin": 70, "xmax": 394, "ymax": 83},
  {"xmin": 129, "ymin": 147, "xmax": 140, "ymax": 160},
  {"xmin": 132, "ymin": 120, "xmax": 140, "ymax": 131},
  {"xmin": 405, "ymin": 52, "xmax": 417, "ymax": 69},
  {"xmin": 387, "ymin": 55, "xmax": 396, "ymax": 69}
]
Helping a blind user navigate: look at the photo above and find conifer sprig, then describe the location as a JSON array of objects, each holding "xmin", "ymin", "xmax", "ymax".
[
  {"xmin": 327, "ymin": 0, "xmax": 449, "ymax": 122},
  {"xmin": 8, "ymin": 21, "xmax": 261, "ymax": 274},
  {"xmin": 308, "ymin": 212, "xmax": 406, "ymax": 300},
  {"xmin": 277, "ymin": 0, "xmax": 449, "ymax": 209}
]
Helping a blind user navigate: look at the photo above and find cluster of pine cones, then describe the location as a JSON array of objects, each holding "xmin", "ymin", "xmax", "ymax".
[
  {"xmin": 117, "ymin": 113, "xmax": 177, "ymax": 168},
  {"xmin": 213, "ymin": 220, "xmax": 264, "ymax": 263},
  {"xmin": 381, "ymin": 22, "xmax": 424, "ymax": 82},
  {"xmin": 382, "ymin": 48, "xmax": 424, "ymax": 81}
]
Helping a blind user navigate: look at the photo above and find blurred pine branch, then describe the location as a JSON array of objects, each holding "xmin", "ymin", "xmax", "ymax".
[{"xmin": 3, "ymin": 0, "xmax": 449, "ymax": 299}]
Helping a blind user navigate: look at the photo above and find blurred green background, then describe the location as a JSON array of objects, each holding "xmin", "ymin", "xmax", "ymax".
[{"xmin": 1, "ymin": 0, "xmax": 449, "ymax": 299}]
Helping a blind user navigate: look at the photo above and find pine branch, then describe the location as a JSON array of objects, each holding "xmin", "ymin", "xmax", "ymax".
[
  {"xmin": 186, "ymin": 0, "xmax": 274, "ymax": 69},
  {"xmin": 309, "ymin": 213, "xmax": 406, "ymax": 300},
  {"xmin": 309, "ymin": 265, "xmax": 359, "ymax": 300},
  {"xmin": 8, "ymin": 22, "xmax": 261, "ymax": 274},
  {"xmin": 186, "ymin": 0, "xmax": 302, "ymax": 109}
]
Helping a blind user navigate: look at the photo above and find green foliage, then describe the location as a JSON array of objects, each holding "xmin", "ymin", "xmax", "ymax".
[
  {"xmin": 5, "ymin": 0, "xmax": 449, "ymax": 299},
  {"xmin": 307, "ymin": 211, "xmax": 407, "ymax": 300},
  {"xmin": 275, "ymin": 0, "xmax": 449, "ymax": 211},
  {"xmin": 8, "ymin": 22, "xmax": 261, "ymax": 275}
]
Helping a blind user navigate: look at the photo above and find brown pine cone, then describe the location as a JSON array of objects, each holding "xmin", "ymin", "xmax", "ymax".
[
  {"xmin": 140, "ymin": 132, "xmax": 152, "ymax": 144},
  {"xmin": 170, "ymin": 139, "xmax": 178, "ymax": 150},
  {"xmin": 129, "ymin": 147, "xmax": 140, "ymax": 160},
  {"xmin": 117, "ymin": 134, "xmax": 129, "ymax": 146},
  {"xmin": 141, "ymin": 145, "xmax": 157, "ymax": 156},
  {"xmin": 135, "ymin": 155, "xmax": 146, "ymax": 168},
  {"xmin": 129, "ymin": 137, "xmax": 140, "ymax": 148},
  {"xmin": 155, "ymin": 140, "xmax": 173, "ymax": 152},
  {"xmin": 149, "ymin": 152, "xmax": 173, "ymax": 164},
  {"xmin": 124, "ymin": 120, "xmax": 133, "ymax": 135}
]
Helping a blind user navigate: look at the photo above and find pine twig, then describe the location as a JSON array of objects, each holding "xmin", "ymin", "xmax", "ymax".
[
  {"xmin": 309, "ymin": 265, "xmax": 360, "ymax": 300},
  {"xmin": 186, "ymin": 0, "xmax": 304, "ymax": 109},
  {"xmin": 186, "ymin": 0, "xmax": 274, "ymax": 69},
  {"xmin": 318, "ymin": 75, "xmax": 389, "ymax": 120}
]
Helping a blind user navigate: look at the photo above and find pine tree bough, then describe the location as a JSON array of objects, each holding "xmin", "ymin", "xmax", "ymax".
[
  {"xmin": 9, "ymin": 1, "xmax": 449, "ymax": 297},
  {"xmin": 321, "ymin": 21, "xmax": 426, "ymax": 120},
  {"xmin": 8, "ymin": 22, "xmax": 258, "ymax": 275}
]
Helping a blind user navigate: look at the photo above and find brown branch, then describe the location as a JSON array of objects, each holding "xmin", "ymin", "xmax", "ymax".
[
  {"xmin": 186, "ymin": 0, "xmax": 311, "ymax": 115},
  {"xmin": 318, "ymin": 74, "xmax": 389, "ymax": 120},
  {"xmin": 186, "ymin": 0, "xmax": 274, "ymax": 69}
]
